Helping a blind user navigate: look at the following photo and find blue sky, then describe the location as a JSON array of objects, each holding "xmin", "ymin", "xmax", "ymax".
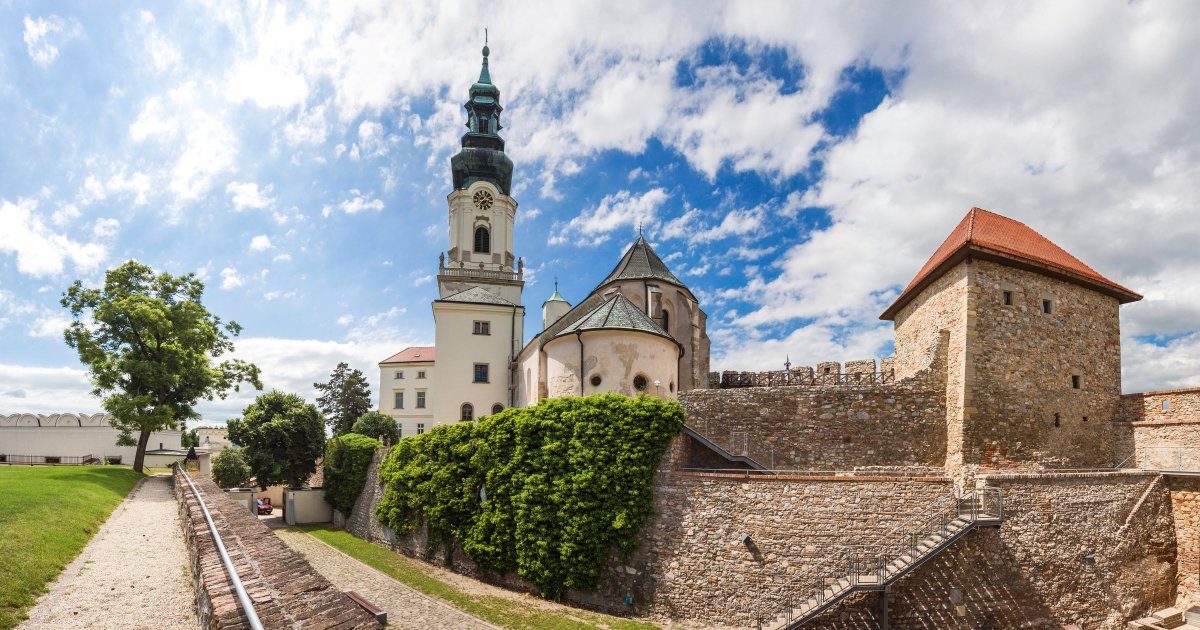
[{"xmin": 2, "ymin": 1, "xmax": 1199, "ymax": 421}]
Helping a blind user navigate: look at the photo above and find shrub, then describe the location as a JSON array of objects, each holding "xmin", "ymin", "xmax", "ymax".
[
  {"xmin": 323, "ymin": 433, "xmax": 382, "ymax": 515},
  {"xmin": 227, "ymin": 391, "xmax": 326, "ymax": 489},
  {"xmin": 350, "ymin": 411, "xmax": 400, "ymax": 445},
  {"xmin": 211, "ymin": 448, "xmax": 251, "ymax": 489},
  {"xmin": 375, "ymin": 394, "xmax": 683, "ymax": 598}
]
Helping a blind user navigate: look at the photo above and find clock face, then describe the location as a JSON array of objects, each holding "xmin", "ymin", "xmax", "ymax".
[{"xmin": 472, "ymin": 189, "xmax": 494, "ymax": 210}]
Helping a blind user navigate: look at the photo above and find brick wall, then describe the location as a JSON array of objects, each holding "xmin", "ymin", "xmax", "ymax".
[
  {"xmin": 174, "ymin": 468, "xmax": 378, "ymax": 629},
  {"xmin": 1121, "ymin": 387, "xmax": 1200, "ymax": 422},
  {"xmin": 678, "ymin": 333, "xmax": 947, "ymax": 470}
]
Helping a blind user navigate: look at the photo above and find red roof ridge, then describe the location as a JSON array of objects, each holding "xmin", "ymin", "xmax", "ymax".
[
  {"xmin": 380, "ymin": 346, "xmax": 436, "ymax": 364},
  {"xmin": 880, "ymin": 207, "xmax": 1141, "ymax": 320}
]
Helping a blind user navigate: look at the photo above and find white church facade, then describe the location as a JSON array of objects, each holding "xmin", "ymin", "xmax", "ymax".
[{"xmin": 378, "ymin": 42, "xmax": 709, "ymax": 431}]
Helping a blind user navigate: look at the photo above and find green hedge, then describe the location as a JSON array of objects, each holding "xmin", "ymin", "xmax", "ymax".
[
  {"xmin": 323, "ymin": 433, "xmax": 382, "ymax": 515},
  {"xmin": 375, "ymin": 394, "xmax": 683, "ymax": 598}
]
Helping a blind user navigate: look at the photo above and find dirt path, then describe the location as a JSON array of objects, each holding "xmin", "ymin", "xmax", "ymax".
[
  {"xmin": 275, "ymin": 529, "xmax": 498, "ymax": 629},
  {"xmin": 19, "ymin": 474, "xmax": 199, "ymax": 629}
]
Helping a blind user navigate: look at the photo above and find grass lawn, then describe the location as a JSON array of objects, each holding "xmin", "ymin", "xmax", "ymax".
[
  {"xmin": 297, "ymin": 524, "xmax": 657, "ymax": 630},
  {"xmin": 0, "ymin": 466, "xmax": 142, "ymax": 629}
]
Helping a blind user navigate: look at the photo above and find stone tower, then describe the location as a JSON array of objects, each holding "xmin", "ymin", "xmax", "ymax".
[{"xmin": 882, "ymin": 208, "xmax": 1142, "ymax": 472}]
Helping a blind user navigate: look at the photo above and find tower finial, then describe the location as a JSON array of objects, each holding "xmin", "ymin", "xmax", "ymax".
[{"xmin": 554, "ymin": 277, "xmax": 559, "ymax": 291}]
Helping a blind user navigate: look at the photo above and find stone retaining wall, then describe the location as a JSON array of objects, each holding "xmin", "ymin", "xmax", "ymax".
[
  {"xmin": 173, "ymin": 468, "xmax": 378, "ymax": 629},
  {"xmin": 1168, "ymin": 476, "xmax": 1200, "ymax": 607}
]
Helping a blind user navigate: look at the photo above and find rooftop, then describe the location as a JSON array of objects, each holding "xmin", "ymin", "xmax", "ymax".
[
  {"xmin": 597, "ymin": 236, "xmax": 685, "ymax": 289},
  {"xmin": 380, "ymin": 346, "xmax": 436, "ymax": 364},
  {"xmin": 881, "ymin": 207, "xmax": 1142, "ymax": 320},
  {"xmin": 437, "ymin": 285, "xmax": 517, "ymax": 306},
  {"xmin": 554, "ymin": 293, "xmax": 679, "ymax": 350}
]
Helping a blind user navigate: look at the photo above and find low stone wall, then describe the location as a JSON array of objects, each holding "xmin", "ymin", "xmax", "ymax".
[
  {"xmin": 1121, "ymin": 387, "xmax": 1200, "ymax": 422},
  {"xmin": 174, "ymin": 468, "xmax": 378, "ymax": 629}
]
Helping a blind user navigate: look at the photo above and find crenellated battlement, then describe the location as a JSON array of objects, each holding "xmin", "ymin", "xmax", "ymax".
[{"xmin": 706, "ymin": 357, "xmax": 896, "ymax": 389}]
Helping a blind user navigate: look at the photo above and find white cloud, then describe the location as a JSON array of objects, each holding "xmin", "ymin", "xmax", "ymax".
[
  {"xmin": 28, "ymin": 313, "xmax": 71, "ymax": 339},
  {"xmin": 549, "ymin": 188, "xmax": 668, "ymax": 245},
  {"xmin": 413, "ymin": 274, "xmax": 433, "ymax": 286},
  {"xmin": 22, "ymin": 15, "xmax": 81, "ymax": 67},
  {"xmin": 139, "ymin": 11, "xmax": 181, "ymax": 73},
  {"xmin": 92, "ymin": 217, "xmax": 120, "ymax": 239},
  {"xmin": 0, "ymin": 198, "xmax": 107, "ymax": 277},
  {"xmin": 130, "ymin": 84, "xmax": 238, "ymax": 205},
  {"xmin": 0, "ymin": 364, "xmax": 97, "ymax": 415},
  {"xmin": 284, "ymin": 104, "xmax": 329, "ymax": 146},
  {"xmin": 349, "ymin": 120, "xmax": 389, "ymax": 160},
  {"xmin": 249, "ymin": 235, "xmax": 272, "ymax": 251},
  {"xmin": 219, "ymin": 267, "xmax": 243, "ymax": 290},
  {"xmin": 226, "ymin": 181, "xmax": 276, "ymax": 211},
  {"xmin": 327, "ymin": 190, "xmax": 385, "ymax": 216},
  {"xmin": 273, "ymin": 253, "xmax": 292, "ymax": 263}
]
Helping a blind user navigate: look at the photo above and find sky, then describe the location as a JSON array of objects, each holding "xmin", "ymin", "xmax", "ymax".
[{"xmin": 1, "ymin": 1, "xmax": 1199, "ymax": 423}]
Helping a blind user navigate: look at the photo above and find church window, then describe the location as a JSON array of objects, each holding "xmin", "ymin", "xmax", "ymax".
[
  {"xmin": 1071, "ymin": 375, "xmax": 1081, "ymax": 389},
  {"xmin": 474, "ymin": 226, "xmax": 491, "ymax": 253},
  {"xmin": 633, "ymin": 375, "xmax": 648, "ymax": 392},
  {"xmin": 473, "ymin": 321, "xmax": 491, "ymax": 335},
  {"xmin": 492, "ymin": 403, "xmax": 503, "ymax": 414},
  {"xmin": 461, "ymin": 404, "xmax": 474, "ymax": 422},
  {"xmin": 474, "ymin": 363, "xmax": 489, "ymax": 383},
  {"xmin": 478, "ymin": 114, "xmax": 489, "ymax": 133},
  {"xmin": 1042, "ymin": 299, "xmax": 1054, "ymax": 314},
  {"xmin": 416, "ymin": 391, "xmax": 426, "ymax": 408},
  {"xmin": 417, "ymin": 423, "xmax": 425, "ymax": 435},
  {"xmin": 1003, "ymin": 291, "xmax": 1013, "ymax": 306},
  {"xmin": 394, "ymin": 392, "xmax": 404, "ymax": 409},
  {"xmin": 590, "ymin": 374, "xmax": 602, "ymax": 387}
]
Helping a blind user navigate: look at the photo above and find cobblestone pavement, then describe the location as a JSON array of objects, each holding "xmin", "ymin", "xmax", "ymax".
[
  {"xmin": 274, "ymin": 529, "xmax": 498, "ymax": 629},
  {"xmin": 20, "ymin": 474, "xmax": 199, "ymax": 629}
]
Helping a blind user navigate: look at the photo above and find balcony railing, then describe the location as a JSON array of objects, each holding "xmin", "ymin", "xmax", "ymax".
[{"xmin": 438, "ymin": 265, "xmax": 522, "ymax": 282}]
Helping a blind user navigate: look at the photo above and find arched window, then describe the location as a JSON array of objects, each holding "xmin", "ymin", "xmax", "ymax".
[
  {"xmin": 460, "ymin": 403, "xmax": 474, "ymax": 422},
  {"xmin": 477, "ymin": 114, "xmax": 489, "ymax": 134},
  {"xmin": 474, "ymin": 226, "xmax": 491, "ymax": 253},
  {"xmin": 491, "ymin": 403, "xmax": 503, "ymax": 414},
  {"xmin": 662, "ymin": 309, "xmax": 670, "ymax": 334}
]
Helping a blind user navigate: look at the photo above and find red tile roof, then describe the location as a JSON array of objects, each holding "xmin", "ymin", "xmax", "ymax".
[
  {"xmin": 881, "ymin": 207, "xmax": 1141, "ymax": 320},
  {"xmin": 379, "ymin": 346, "xmax": 435, "ymax": 364}
]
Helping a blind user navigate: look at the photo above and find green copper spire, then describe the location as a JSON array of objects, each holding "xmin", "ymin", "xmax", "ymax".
[{"xmin": 450, "ymin": 34, "xmax": 513, "ymax": 193}]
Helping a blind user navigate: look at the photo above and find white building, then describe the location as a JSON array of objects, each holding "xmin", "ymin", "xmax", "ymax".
[
  {"xmin": 378, "ymin": 347, "xmax": 436, "ymax": 437},
  {"xmin": 0, "ymin": 413, "xmax": 181, "ymax": 464},
  {"xmin": 196, "ymin": 425, "xmax": 234, "ymax": 451}
]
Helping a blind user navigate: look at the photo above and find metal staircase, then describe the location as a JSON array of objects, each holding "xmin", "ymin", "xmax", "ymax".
[
  {"xmin": 756, "ymin": 488, "xmax": 1004, "ymax": 629},
  {"xmin": 681, "ymin": 423, "xmax": 770, "ymax": 471}
]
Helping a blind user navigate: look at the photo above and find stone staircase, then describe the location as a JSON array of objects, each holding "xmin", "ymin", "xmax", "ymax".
[
  {"xmin": 681, "ymin": 423, "xmax": 770, "ymax": 471},
  {"xmin": 1130, "ymin": 607, "xmax": 1200, "ymax": 630},
  {"xmin": 756, "ymin": 488, "xmax": 1004, "ymax": 630}
]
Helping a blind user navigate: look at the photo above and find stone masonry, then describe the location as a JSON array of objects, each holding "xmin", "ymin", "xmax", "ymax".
[{"xmin": 174, "ymin": 468, "xmax": 379, "ymax": 630}]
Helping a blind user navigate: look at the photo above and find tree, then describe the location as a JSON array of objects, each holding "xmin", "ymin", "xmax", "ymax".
[
  {"xmin": 350, "ymin": 411, "xmax": 399, "ymax": 445},
  {"xmin": 323, "ymin": 433, "xmax": 381, "ymax": 515},
  {"xmin": 313, "ymin": 362, "xmax": 372, "ymax": 435},
  {"xmin": 211, "ymin": 448, "xmax": 251, "ymax": 489},
  {"xmin": 61, "ymin": 261, "xmax": 261, "ymax": 473},
  {"xmin": 181, "ymin": 428, "xmax": 200, "ymax": 448},
  {"xmin": 227, "ymin": 391, "xmax": 326, "ymax": 489}
]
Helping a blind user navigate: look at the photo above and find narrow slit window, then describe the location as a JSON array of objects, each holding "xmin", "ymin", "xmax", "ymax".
[
  {"xmin": 1003, "ymin": 290, "xmax": 1013, "ymax": 306},
  {"xmin": 1071, "ymin": 375, "xmax": 1081, "ymax": 389},
  {"xmin": 1042, "ymin": 299, "xmax": 1053, "ymax": 314}
]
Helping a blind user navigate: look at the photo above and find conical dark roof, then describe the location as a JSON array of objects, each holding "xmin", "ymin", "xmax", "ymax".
[
  {"xmin": 553, "ymin": 294, "xmax": 677, "ymax": 347},
  {"xmin": 597, "ymin": 236, "xmax": 683, "ymax": 288}
]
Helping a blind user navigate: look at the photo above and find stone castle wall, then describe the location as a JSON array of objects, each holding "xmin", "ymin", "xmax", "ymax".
[
  {"xmin": 1168, "ymin": 477, "xmax": 1200, "ymax": 607},
  {"xmin": 679, "ymin": 333, "xmax": 948, "ymax": 470},
  {"xmin": 965, "ymin": 261, "xmax": 1124, "ymax": 470},
  {"xmin": 1121, "ymin": 387, "xmax": 1200, "ymax": 422}
]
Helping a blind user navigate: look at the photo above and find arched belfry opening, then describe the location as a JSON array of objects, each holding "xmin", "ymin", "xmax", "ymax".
[{"xmin": 474, "ymin": 226, "xmax": 491, "ymax": 253}]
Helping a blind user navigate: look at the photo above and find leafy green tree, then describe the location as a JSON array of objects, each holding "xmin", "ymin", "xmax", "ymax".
[
  {"xmin": 350, "ymin": 411, "xmax": 399, "ymax": 445},
  {"xmin": 211, "ymin": 448, "xmax": 252, "ymax": 489},
  {"xmin": 227, "ymin": 391, "xmax": 326, "ymax": 489},
  {"xmin": 61, "ymin": 261, "xmax": 261, "ymax": 473},
  {"xmin": 323, "ymin": 433, "xmax": 382, "ymax": 515},
  {"xmin": 313, "ymin": 362, "xmax": 372, "ymax": 435},
  {"xmin": 376, "ymin": 394, "xmax": 683, "ymax": 598},
  {"xmin": 181, "ymin": 428, "xmax": 200, "ymax": 448}
]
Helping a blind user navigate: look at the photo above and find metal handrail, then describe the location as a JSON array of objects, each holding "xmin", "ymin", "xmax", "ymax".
[{"xmin": 178, "ymin": 467, "xmax": 265, "ymax": 630}]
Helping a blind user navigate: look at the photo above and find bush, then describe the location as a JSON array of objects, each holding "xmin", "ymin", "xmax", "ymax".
[
  {"xmin": 211, "ymin": 448, "xmax": 251, "ymax": 489},
  {"xmin": 227, "ymin": 391, "xmax": 326, "ymax": 489},
  {"xmin": 375, "ymin": 394, "xmax": 683, "ymax": 598},
  {"xmin": 323, "ymin": 433, "xmax": 382, "ymax": 515},
  {"xmin": 350, "ymin": 411, "xmax": 400, "ymax": 445}
]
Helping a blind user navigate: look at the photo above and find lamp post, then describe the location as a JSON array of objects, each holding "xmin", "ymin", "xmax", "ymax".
[{"xmin": 654, "ymin": 380, "xmax": 661, "ymax": 397}]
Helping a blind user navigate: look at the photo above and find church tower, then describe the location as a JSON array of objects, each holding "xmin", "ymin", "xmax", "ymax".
[
  {"xmin": 438, "ymin": 39, "xmax": 522, "ymax": 304},
  {"xmin": 431, "ymin": 40, "xmax": 525, "ymax": 424}
]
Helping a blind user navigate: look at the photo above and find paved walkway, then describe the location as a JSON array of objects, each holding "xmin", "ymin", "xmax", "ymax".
[
  {"xmin": 275, "ymin": 529, "xmax": 497, "ymax": 629},
  {"xmin": 20, "ymin": 474, "xmax": 199, "ymax": 629}
]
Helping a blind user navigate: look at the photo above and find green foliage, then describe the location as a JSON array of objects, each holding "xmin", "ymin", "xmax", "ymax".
[
  {"xmin": 323, "ymin": 433, "xmax": 382, "ymax": 515},
  {"xmin": 375, "ymin": 394, "xmax": 683, "ymax": 599},
  {"xmin": 60, "ymin": 260, "xmax": 261, "ymax": 472},
  {"xmin": 227, "ymin": 391, "xmax": 326, "ymax": 489},
  {"xmin": 350, "ymin": 411, "xmax": 400, "ymax": 445},
  {"xmin": 211, "ymin": 448, "xmax": 252, "ymax": 489},
  {"xmin": 181, "ymin": 428, "xmax": 200, "ymax": 448},
  {"xmin": 314, "ymin": 362, "xmax": 372, "ymax": 435}
]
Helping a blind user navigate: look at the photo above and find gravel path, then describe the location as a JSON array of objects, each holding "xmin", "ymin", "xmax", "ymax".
[
  {"xmin": 275, "ymin": 529, "xmax": 497, "ymax": 629},
  {"xmin": 20, "ymin": 474, "xmax": 199, "ymax": 630}
]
